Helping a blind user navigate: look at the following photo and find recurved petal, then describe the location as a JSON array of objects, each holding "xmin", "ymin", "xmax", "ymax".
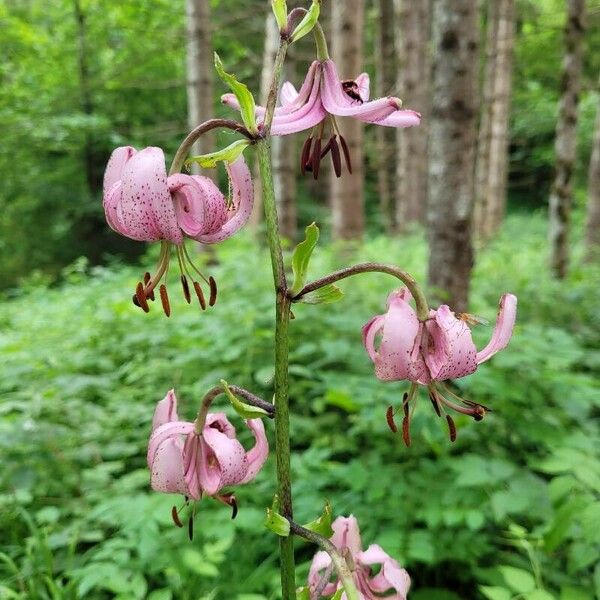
[
  {"xmin": 374, "ymin": 109, "xmax": 421, "ymax": 128},
  {"xmin": 280, "ymin": 81, "xmax": 299, "ymax": 105},
  {"xmin": 169, "ymin": 174, "xmax": 209, "ymax": 237},
  {"xmin": 367, "ymin": 555, "xmax": 411, "ymax": 600},
  {"xmin": 355, "ymin": 72, "xmax": 370, "ymax": 101},
  {"xmin": 199, "ymin": 426, "xmax": 248, "ymax": 495},
  {"xmin": 147, "ymin": 421, "xmax": 195, "ymax": 468},
  {"xmin": 152, "ymin": 389, "xmax": 179, "ymax": 431},
  {"xmin": 476, "ymin": 293, "xmax": 517, "ymax": 364},
  {"xmin": 103, "ymin": 146, "xmax": 136, "ymax": 194},
  {"xmin": 239, "ymin": 419, "xmax": 269, "ymax": 484},
  {"xmin": 425, "ymin": 305, "xmax": 478, "ymax": 380},
  {"xmin": 331, "ymin": 515, "xmax": 362, "ymax": 555},
  {"xmin": 308, "ymin": 550, "xmax": 337, "ymax": 597},
  {"xmin": 103, "ymin": 181, "xmax": 124, "ymax": 235},
  {"xmin": 195, "ymin": 156, "xmax": 253, "ymax": 244},
  {"xmin": 149, "ymin": 436, "xmax": 189, "ymax": 496},
  {"xmin": 183, "ymin": 433, "xmax": 202, "ymax": 500}
]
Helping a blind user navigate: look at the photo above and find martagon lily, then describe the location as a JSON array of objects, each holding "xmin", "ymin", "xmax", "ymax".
[
  {"xmin": 147, "ymin": 390, "xmax": 268, "ymax": 533},
  {"xmin": 222, "ymin": 59, "xmax": 420, "ymax": 178},
  {"xmin": 103, "ymin": 146, "xmax": 253, "ymax": 314},
  {"xmin": 308, "ymin": 515, "xmax": 410, "ymax": 600},
  {"xmin": 362, "ymin": 289, "xmax": 517, "ymax": 444}
]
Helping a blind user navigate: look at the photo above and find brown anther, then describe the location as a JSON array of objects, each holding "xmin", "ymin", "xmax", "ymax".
[
  {"xmin": 330, "ymin": 135, "xmax": 342, "ymax": 178},
  {"xmin": 403, "ymin": 400, "xmax": 409, "ymax": 418},
  {"xmin": 208, "ymin": 277, "xmax": 218, "ymax": 306},
  {"xmin": 446, "ymin": 415, "xmax": 457, "ymax": 442},
  {"xmin": 339, "ymin": 135, "xmax": 352, "ymax": 174},
  {"xmin": 135, "ymin": 282, "xmax": 150, "ymax": 313},
  {"xmin": 132, "ymin": 294, "xmax": 141, "ymax": 308},
  {"xmin": 180, "ymin": 275, "xmax": 191, "ymax": 304},
  {"xmin": 319, "ymin": 137, "xmax": 333, "ymax": 159},
  {"xmin": 429, "ymin": 391, "xmax": 442, "ymax": 417},
  {"xmin": 193, "ymin": 281, "xmax": 207, "ymax": 310},
  {"xmin": 144, "ymin": 271, "xmax": 151, "ymax": 285},
  {"xmin": 311, "ymin": 137, "xmax": 322, "ymax": 180},
  {"xmin": 300, "ymin": 136, "xmax": 313, "ymax": 176},
  {"xmin": 230, "ymin": 496, "xmax": 238, "ymax": 520},
  {"xmin": 386, "ymin": 406, "xmax": 398, "ymax": 433},
  {"xmin": 402, "ymin": 416, "xmax": 411, "ymax": 448},
  {"xmin": 473, "ymin": 405, "xmax": 486, "ymax": 421},
  {"xmin": 159, "ymin": 284, "xmax": 171, "ymax": 317},
  {"xmin": 171, "ymin": 506, "xmax": 184, "ymax": 528},
  {"xmin": 188, "ymin": 516, "xmax": 194, "ymax": 541}
]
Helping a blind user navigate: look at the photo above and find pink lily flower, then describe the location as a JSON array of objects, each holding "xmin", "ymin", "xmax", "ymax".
[
  {"xmin": 222, "ymin": 59, "xmax": 420, "ymax": 178},
  {"xmin": 362, "ymin": 289, "xmax": 517, "ymax": 444},
  {"xmin": 103, "ymin": 146, "xmax": 253, "ymax": 314},
  {"xmin": 308, "ymin": 515, "xmax": 410, "ymax": 600},
  {"xmin": 147, "ymin": 390, "xmax": 268, "ymax": 528}
]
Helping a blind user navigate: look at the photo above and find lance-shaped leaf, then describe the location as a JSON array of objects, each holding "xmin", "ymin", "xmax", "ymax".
[
  {"xmin": 186, "ymin": 139, "xmax": 251, "ymax": 170},
  {"xmin": 220, "ymin": 380, "xmax": 270, "ymax": 420},
  {"xmin": 291, "ymin": 222, "xmax": 319, "ymax": 295},
  {"xmin": 296, "ymin": 587, "xmax": 311, "ymax": 600},
  {"xmin": 290, "ymin": 0, "xmax": 321, "ymax": 43},
  {"xmin": 271, "ymin": 0, "xmax": 288, "ymax": 31},
  {"xmin": 265, "ymin": 495, "xmax": 291, "ymax": 537},
  {"xmin": 298, "ymin": 284, "xmax": 344, "ymax": 305},
  {"xmin": 302, "ymin": 501, "xmax": 334, "ymax": 538},
  {"xmin": 214, "ymin": 53, "xmax": 258, "ymax": 134}
]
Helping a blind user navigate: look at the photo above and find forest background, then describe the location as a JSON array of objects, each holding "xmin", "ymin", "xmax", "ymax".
[{"xmin": 1, "ymin": 0, "xmax": 600, "ymax": 599}]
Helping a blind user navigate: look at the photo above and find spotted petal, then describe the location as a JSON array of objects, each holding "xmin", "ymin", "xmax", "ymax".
[
  {"xmin": 239, "ymin": 419, "xmax": 269, "ymax": 484},
  {"xmin": 152, "ymin": 389, "xmax": 179, "ymax": 431},
  {"xmin": 149, "ymin": 436, "xmax": 189, "ymax": 496},
  {"xmin": 331, "ymin": 515, "xmax": 362, "ymax": 556},
  {"xmin": 476, "ymin": 294, "xmax": 518, "ymax": 364}
]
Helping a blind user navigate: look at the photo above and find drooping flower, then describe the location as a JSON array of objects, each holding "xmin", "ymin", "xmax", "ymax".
[
  {"xmin": 147, "ymin": 390, "xmax": 268, "ymax": 530},
  {"xmin": 362, "ymin": 289, "xmax": 517, "ymax": 444},
  {"xmin": 308, "ymin": 515, "xmax": 410, "ymax": 600},
  {"xmin": 103, "ymin": 146, "xmax": 253, "ymax": 314},
  {"xmin": 222, "ymin": 59, "xmax": 420, "ymax": 178}
]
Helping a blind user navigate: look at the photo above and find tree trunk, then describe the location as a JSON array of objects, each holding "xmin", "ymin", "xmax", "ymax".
[
  {"xmin": 186, "ymin": 0, "xmax": 214, "ymax": 173},
  {"xmin": 584, "ymin": 94, "xmax": 600, "ymax": 262},
  {"xmin": 474, "ymin": 0, "xmax": 515, "ymax": 241},
  {"xmin": 427, "ymin": 0, "xmax": 479, "ymax": 312},
  {"xmin": 330, "ymin": 0, "xmax": 365, "ymax": 241},
  {"xmin": 375, "ymin": 0, "xmax": 397, "ymax": 233},
  {"xmin": 394, "ymin": 0, "xmax": 432, "ymax": 228},
  {"xmin": 548, "ymin": 0, "xmax": 585, "ymax": 279}
]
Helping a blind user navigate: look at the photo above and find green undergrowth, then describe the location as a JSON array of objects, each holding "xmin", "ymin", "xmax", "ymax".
[{"xmin": 1, "ymin": 213, "xmax": 599, "ymax": 600}]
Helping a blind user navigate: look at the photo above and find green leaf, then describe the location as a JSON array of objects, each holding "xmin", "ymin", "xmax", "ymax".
[
  {"xmin": 298, "ymin": 284, "xmax": 344, "ymax": 305},
  {"xmin": 479, "ymin": 586, "xmax": 512, "ymax": 600},
  {"xmin": 302, "ymin": 501, "xmax": 334, "ymax": 537},
  {"xmin": 290, "ymin": 0, "xmax": 321, "ymax": 43},
  {"xmin": 264, "ymin": 495, "xmax": 290, "ymax": 537},
  {"xmin": 221, "ymin": 380, "xmax": 270, "ymax": 419},
  {"xmin": 331, "ymin": 591, "xmax": 344, "ymax": 600},
  {"xmin": 498, "ymin": 566, "xmax": 535, "ymax": 594},
  {"xmin": 296, "ymin": 587, "xmax": 311, "ymax": 600},
  {"xmin": 524, "ymin": 591, "xmax": 555, "ymax": 600},
  {"xmin": 271, "ymin": 0, "xmax": 288, "ymax": 31},
  {"xmin": 214, "ymin": 53, "xmax": 257, "ymax": 134},
  {"xmin": 291, "ymin": 222, "xmax": 319, "ymax": 295},
  {"xmin": 186, "ymin": 139, "xmax": 251, "ymax": 169}
]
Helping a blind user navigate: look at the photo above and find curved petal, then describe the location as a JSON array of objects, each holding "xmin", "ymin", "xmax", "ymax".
[
  {"xmin": 362, "ymin": 315, "xmax": 384, "ymax": 363},
  {"xmin": 152, "ymin": 389, "xmax": 179, "ymax": 431},
  {"xmin": 195, "ymin": 156, "xmax": 253, "ymax": 244},
  {"xmin": 118, "ymin": 147, "xmax": 183, "ymax": 243},
  {"xmin": 239, "ymin": 419, "xmax": 269, "ymax": 484},
  {"xmin": 357, "ymin": 543, "xmax": 390, "ymax": 566},
  {"xmin": 103, "ymin": 181, "xmax": 125, "ymax": 235},
  {"xmin": 103, "ymin": 146, "xmax": 136, "ymax": 194},
  {"xmin": 375, "ymin": 109, "xmax": 421, "ymax": 128},
  {"xmin": 476, "ymin": 294, "xmax": 518, "ymax": 364},
  {"xmin": 426, "ymin": 305, "xmax": 478, "ymax": 380},
  {"xmin": 308, "ymin": 550, "xmax": 337, "ymax": 597},
  {"xmin": 147, "ymin": 421, "xmax": 195, "ymax": 467},
  {"xmin": 149, "ymin": 436, "xmax": 189, "ymax": 496},
  {"xmin": 198, "ymin": 426, "xmax": 248, "ymax": 495},
  {"xmin": 376, "ymin": 290, "xmax": 423, "ymax": 381},
  {"xmin": 280, "ymin": 81, "xmax": 299, "ymax": 105},
  {"xmin": 368, "ymin": 558, "xmax": 411, "ymax": 600},
  {"xmin": 205, "ymin": 413, "xmax": 237, "ymax": 439},
  {"xmin": 269, "ymin": 102, "xmax": 326, "ymax": 135},
  {"xmin": 355, "ymin": 73, "xmax": 370, "ymax": 101},
  {"xmin": 183, "ymin": 433, "xmax": 202, "ymax": 500},
  {"xmin": 331, "ymin": 515, "xmax": 362, "ymax": 555}
]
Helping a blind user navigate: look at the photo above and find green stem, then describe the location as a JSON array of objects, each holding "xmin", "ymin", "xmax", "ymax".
[
  {"xmin": 313, "ymin": 22, "xmax": 329, "ymax": 61},
  {"xmin": 257, "ymin": 39, "xmax": 296, "ymax": 599}
]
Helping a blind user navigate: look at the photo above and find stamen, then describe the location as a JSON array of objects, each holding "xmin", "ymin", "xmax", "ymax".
[
  {"xmin": 386, "ymin": 406, "xmax": 398, "ymax": 433},
  {"xmin": 311, "ymin": 137, "xmax": 322, "ymax": 180},
  {"xmin": 171, "ymin": 506, "xmax": 184, "ymax": 528},
  {"xmin": 330, "ymin": 135, "xmax": 342, "ymax": 178},
  {"xmin": 339, "ymin": 135, "xmax": 353, "ymax": 174},
  {"xmin": 230, "ymin": 496, "xmax": 238, "ymax": 520},
  {"xmin": 428, "ymin": 390, "xmax": 442, "ymax": 417},
  {"xmin": 160, "ymin": 284, "xmax": 171, "ymax": 317},
  {"xmin": 181, "ymin": 243, "xmax": 211, "ymax": 285},
  {"xmin": 402, "ymin": 415, "xmax": 411, "ymax": 447},
  {"xmin": 188, "ymin": 515, "xmax": 194, "ymax": 541},
  {"xmin": 135, "ymin": 282, "xmax": 150, "ymax": 313},
  {"xmin": 193, "ymin": 281, "xmax": 207, "ymax": 310},
  {"xmin": 209, "ymin": 277, "xmax": 218, "ymax": 307},
  {"xmin": 300, "ymin": 136, "xmax": 313, "ymax": 176},
  {"xmin": 446, "ymin": 415, "xmax": 457, "ymax": 442},
  {"xmin": 181, "ymin": 275, "xmax": 191, "ymax": 304},
  {"xmin": 143, "ymin": 272, "xmax": 155, "ymax": 301}
]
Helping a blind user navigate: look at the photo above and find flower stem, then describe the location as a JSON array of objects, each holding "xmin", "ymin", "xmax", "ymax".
[{"xmin": 257, "ymin": 39, "xmax": 296, "ymax": 599}]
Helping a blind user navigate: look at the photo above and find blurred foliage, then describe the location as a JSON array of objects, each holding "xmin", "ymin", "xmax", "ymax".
[
  {"xmin": 1, "ymin": 213, "xmax": 599, "ymax": 599},
  {"xmin": 1, "ymin": 0, "xmax": 600, "ymax": 287}
]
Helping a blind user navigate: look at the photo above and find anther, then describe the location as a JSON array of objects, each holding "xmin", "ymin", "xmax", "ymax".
[
  {"xmin": 331, "ymin": 135, "xmax": 342, "ymax": 178},
  {"xmin": 300, "ymin": 137, "xmax": 313, "ymax": 176},
  {"xmin": 209, "ymin": 277, "xmax": 218, "ymax": 307},
  {"xmin": 386, "ymin": 406, "xmax": 398, "ymax": 433},
  {"xmin": 403, "ymin": 400, "xmax": 409, "ymax": 418},
  {"xmin": 311, "ymin": 137, "xmax": 322, "ymax": 180},
  {"xmin": 193, "ymin": 281, "xmax": 207, "ymax": 310},
  {"xmin": 446, "ymin": 415, "xmax": 457, "ymax": 442},
  {"xmin": 402, "ymin": 416, "xmax": 411, "ymax": 448},
  {"xmin": 188, "ymin": 516, "xmax": 194, "ymax": 541},
  {"xmin": 339, "ymin": 135, "xmax": 352, "ymax": 174},
  {"xmin": 171, "ymin": 506, "xmax": 184, "ymax": 528},
  {"xmin": 230, "ymin": 496, "xmax": 238, "ymax": 520},
  {"xmin": 135, "ymin": 282, "xmax": 150, "ymax": 313},
  {"xmin": 473, "ymin": 405, "xmax": 486, "ymax": 421},
  {"xmin": 144, "ymin": 271, "xmax": 155, "ymax": 300},
  {"xmin": 160, "ymin": 284, "xmax": 171, "ymax": 317},
  {"xmin": 180, "ymin": 275, "xmax": 191, "ymax": 304},
  {"xmin": 429, "ymin": 391, "xmax": 442, "ymax": 417}
]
